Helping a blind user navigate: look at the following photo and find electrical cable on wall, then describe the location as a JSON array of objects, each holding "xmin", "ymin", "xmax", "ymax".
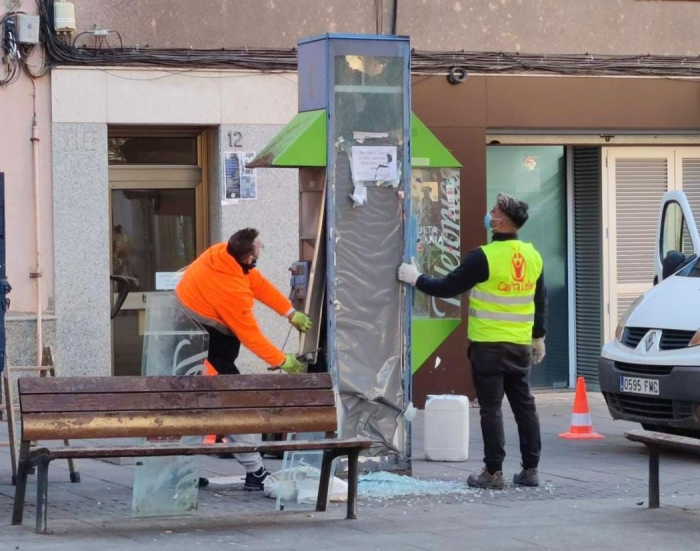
[
  {"xmin": 11, "ymin": 0, "xmax": 700, "ymax": 85},
  {"xmin": 0, "ymin": 0, "xmax": 50, "ymax": 86},
  {"xmin": 30, "ymin": 0, "xmax": 700, "ymax": 79},
  {"xmin": 0, "ymin": 12, "xmax": 22, "ymax": 85}
]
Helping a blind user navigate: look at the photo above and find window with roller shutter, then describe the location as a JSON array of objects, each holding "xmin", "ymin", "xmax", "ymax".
[
  {"xmin": 572, "ymin": 147, "xmax": 603, "ymax": 387},
  {"xmin": 603, "ymin": 149, "xmax": 673, "ymax": 341},
  {"xmin": 678, "ymin": 152, "xmax": 700, "ymax": 225},
  {"xmin": 603, "ymin": 147, "xmax": 700, "ymax": 346}
]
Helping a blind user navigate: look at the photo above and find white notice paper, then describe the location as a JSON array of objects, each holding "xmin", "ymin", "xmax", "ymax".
[
  {"xmin": 223, "ymin": 151, "xmax": 257, "ymax": 205},
  {"xmin": 351, "ymin": 146, "xmax": 398, "ymax": 183},
  {"xmin": 155, "ymin": 272, "xmax": 185, "ymax": 290},
  {"xmin": 349, "ymin": 185, "xmax": 368, "ymax": 207}
]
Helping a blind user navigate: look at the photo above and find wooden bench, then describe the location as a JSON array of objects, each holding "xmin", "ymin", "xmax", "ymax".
[
  {"xmin": 11, "ymin": 373, "xmax": 373, "ymax": 533},
  {"xmin": 625, "ymin": 429, "xmax": 700, "ymax": 508}
]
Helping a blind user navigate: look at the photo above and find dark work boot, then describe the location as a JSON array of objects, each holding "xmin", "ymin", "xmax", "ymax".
[
  {"xmin": 244, "ymin": 466, "xmax": 274, "ymax": 492},
  {"xmin": 467, "ymin": 467, "xmax": 505, "ymax": 490},
  {"xmin": 513, "ymin": 467, "xmax": 539, "ymax": 487},
  {"xmin": 198, "ymin": 477, "xmax": 209, "ymax": 488}
]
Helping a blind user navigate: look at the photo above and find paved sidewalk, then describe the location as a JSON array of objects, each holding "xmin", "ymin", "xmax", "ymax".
[{"xmin": 0, "ymin": 391, "xmax": 698, "ymax": 550}]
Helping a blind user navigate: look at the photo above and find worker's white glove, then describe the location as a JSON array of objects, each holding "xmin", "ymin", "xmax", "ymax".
[
  {"xmin": 398, "ymin": 258, "xmax": 421, "ymax": 286},
  {"xmin": 532, "ymin": 338, "xmax": 546, "ymax": 365}
]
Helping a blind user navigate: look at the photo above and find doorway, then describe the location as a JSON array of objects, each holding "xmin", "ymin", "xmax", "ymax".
[
  {"xmin": 486, "ymin": 146, "xmax": 569, "ymax": 388},
  {"xmin": 109, "ymin": 131, "xmax": 209, "ymax": 376},
  {"xmin": 602, "ymin": 147, "xmax": 700, "ymax": 341}
]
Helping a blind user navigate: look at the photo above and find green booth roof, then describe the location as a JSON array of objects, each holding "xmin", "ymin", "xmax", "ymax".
[
  {"xmin": 248, "ymin": 109, "xmax": 327, "ymax": 168},
  {"xmin": 248, "ymin": 110, "xmax": 460, "ymax": 170},
  {"xmin": 411, "ymin": 114, "xmax": 461, "ymax": 169}
]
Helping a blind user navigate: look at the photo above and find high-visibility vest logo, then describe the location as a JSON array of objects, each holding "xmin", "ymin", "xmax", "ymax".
[{"xmin": 511, "ymin": 251, "xmax": 527, "ymax": 283}]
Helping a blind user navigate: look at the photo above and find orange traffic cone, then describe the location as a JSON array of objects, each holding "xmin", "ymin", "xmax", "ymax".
[
  {"xmin": 559, "ymin": 377, "xmax": 604, "ymax": 440},
  {"xmin": 203, "ymin": 359, "xmax": 218, "ymax": 445}
]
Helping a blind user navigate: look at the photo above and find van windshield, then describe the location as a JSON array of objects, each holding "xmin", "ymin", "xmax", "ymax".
[{"xmin": 676, "ymin": 257, "xmax": 700, "ymax": 278}]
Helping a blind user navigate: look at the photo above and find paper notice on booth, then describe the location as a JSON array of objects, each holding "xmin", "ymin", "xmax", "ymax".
[
  {"xmin": 353, "ymin": 131, "xmax": 389, "ymax": 144},
  {"xmin": 349, "ymin": 185, "xmax": 368, "ymax": 207},
  {"xmin": 351, "ymin": 146, "xmax": 398, "ymax": 183}
]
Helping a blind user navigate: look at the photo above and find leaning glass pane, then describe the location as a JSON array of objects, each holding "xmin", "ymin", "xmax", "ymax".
[{"xmin": 132, "ymin": 293, "xmax": 209, "ymax": 517}]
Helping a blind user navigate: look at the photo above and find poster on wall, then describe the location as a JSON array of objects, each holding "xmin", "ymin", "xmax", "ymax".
[
  {"xmin": 222, "ymin": 151, "xmax": 257, "ymax": 205},
  {"xmin": 411, "ymin": 168, "xmax": 461, "ymax": 320}
]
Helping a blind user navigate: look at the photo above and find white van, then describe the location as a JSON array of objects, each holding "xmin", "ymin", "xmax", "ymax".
[{"xmin": 599, "ymin": 190, "xmax": 700, "ymax": 434}]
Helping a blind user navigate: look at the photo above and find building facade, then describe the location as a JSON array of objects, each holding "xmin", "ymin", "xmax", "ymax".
[{"xmin": 4, "ymin": 0, "xmax": 700, "ymax": 406}]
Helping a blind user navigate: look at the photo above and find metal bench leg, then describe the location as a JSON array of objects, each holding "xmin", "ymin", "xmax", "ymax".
[
  {"xmin": 11, "ymin": 441, "xmax": 31, "ymax": 526},
  {"xmin": 3, "ymin": 372, "xmax": 18, "ymax": 485},
  {"xmin": 35, "ymin": 457, "xmax": 50, "ymax": 533},
  {"xmin": 648, "ymin": 444, "xmax": 660, "ymax": 509},
  {"xmin": 316, "ymin": 450, "xmax": 335, "ymax": 512},
  {"xmin": 64, "ymin": 446, "xmax": 80, "ymax": 483},
  {"xmin": 346, "ymin": 449, "xmax": 360, "ymax": 520}
]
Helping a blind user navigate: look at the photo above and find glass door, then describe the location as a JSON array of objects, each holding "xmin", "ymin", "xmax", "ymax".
[
  {"xmin": 111, "ymin": 188, "xmax": 198, "ymax": 375},
  {"xmin": 486, "ymin": 146, "xmax": 569, "ymax": 388},
  {"xmin": 109, "ymin": 132, "xmax": 207, "ymax": 376}
]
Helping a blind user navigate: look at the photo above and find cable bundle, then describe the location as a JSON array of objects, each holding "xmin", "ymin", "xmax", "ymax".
[{"xmin": 27, "ymin": 0, "xmax": 700, "ymax": 79}]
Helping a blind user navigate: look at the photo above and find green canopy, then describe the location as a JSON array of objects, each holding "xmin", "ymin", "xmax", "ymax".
[
  {"xmin": 411, "ymin": 114, "xmax": 461, "ymax": 168},
  {"xmin": 248, "ymin": 109, "xmax": 327, "ymax": 168}
]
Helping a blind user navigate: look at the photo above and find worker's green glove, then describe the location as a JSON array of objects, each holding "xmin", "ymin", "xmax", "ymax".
[
  {"xmin": 290, "ymin": 311, "xmax": 313, "ymax": 333},
  {"xmin": 280, "ymin": 353, "xmax": 306, "ymax": 374}
]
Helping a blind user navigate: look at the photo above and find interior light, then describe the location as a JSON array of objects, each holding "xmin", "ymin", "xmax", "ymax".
[{"xmin": 345, "ymin": 55, "xmax": 387, "ymax": 77}]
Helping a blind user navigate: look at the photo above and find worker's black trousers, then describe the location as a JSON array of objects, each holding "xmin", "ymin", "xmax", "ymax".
[
  {"xmin": 204, "ymin": 326, "xmax": 242, "ymax": 375},
  {"xmin": 469, "ymin": 342, "xmax": 541, "ymax": 474}
]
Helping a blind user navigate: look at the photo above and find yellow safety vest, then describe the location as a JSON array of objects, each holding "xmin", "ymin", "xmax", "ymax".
[{"xmin": 468, "ymin": 240, "xmax": 543, "ymax": 345}]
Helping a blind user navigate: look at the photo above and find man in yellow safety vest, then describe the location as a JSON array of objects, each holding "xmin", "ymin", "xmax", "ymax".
[{"xmin": 398, "ymin": 193, "xmax": 547, "ymax": 490}]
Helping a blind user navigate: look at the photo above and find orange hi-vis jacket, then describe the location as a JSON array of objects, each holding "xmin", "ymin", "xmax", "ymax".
[{"xmin": 175, "ymin": 243, "xmax": 293, "ymax": 367}]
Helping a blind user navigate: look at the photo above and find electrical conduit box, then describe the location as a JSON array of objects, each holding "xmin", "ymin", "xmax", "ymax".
[
  {"xmin": 16, "ymin": 14, "xmax": 40, "ymax": 44},
  {"xmin": 53, "ymin": 1, "xmax": 76, "ymax": 34}
]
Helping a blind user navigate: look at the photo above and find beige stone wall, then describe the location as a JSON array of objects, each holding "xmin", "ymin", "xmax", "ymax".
[
  {"xmin": 52, "ymin": 68, "xmax": 299, "ymax": 375},
  {"xmin": 69, "ymin": 0, "xmax": 700, "ymax": 55}
]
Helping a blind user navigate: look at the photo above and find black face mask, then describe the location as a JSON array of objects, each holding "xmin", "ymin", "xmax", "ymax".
[{"xmin": 239, "ymin": 257, "xmax": 257, "ymax": 274}]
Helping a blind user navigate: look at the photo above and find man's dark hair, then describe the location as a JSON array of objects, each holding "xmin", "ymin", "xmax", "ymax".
[
  {"xmin": 227, "ymin": 228, "xmax": 259, "ymax": 261},
  {"xmin": 497, "ymin": 193, "xmax": 529, "ymax": 229}
]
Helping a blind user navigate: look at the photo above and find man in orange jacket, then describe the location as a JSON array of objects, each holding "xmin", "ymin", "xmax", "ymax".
[{"xmin": 176, "ymin": 227, "xmax": 312, "ymax": 490}]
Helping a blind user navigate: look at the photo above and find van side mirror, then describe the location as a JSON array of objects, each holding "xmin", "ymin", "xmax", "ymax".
[{"xmin": 662, "ymin": 250, "xmax": 686, "ymax": 280}]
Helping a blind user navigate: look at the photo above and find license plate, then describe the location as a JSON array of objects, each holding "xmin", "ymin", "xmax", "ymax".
[{"xmin": 620, "ymin": 376, "xmax": 660, "ymax": 396}]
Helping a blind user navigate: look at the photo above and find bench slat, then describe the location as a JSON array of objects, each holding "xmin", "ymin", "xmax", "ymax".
[
  {"xmin": 18, "ymin": 373, "xmax": 332, "ymax": 395},
  {"xmin": 22, "ymin": 406, "xmax": 338, "ymax": 441},
  {"xmin": 625, "ymin": 430, "xmax": 700, "ymax": 454},
  {"xmin": 21, "ymin": 389, "xmax": 335, "ymax": 413},
  {"xmin": 28, "ymin": 438, "xmax": 374, "ymax": 460}
]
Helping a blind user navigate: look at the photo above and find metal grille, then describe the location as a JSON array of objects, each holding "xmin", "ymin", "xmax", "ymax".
[
  {"xmin": 621, "ymin": 327, "xmax": 694, "ymax": 351},
  {"xmin": 606, "ymin": 393, "xmax": 673, "ymax": 420},
  {"xmin": 615, "ymin": 158, "xmax": 669, "ymax": 284},
  {"xmin": 620, "ymin": 327, "xmax": 649, "ymax": 349},
  {"xmin": 573, "ymin": 148, "xmax": 603, "ymax": 386},
  {"xmin": 659, "ymin": 329, "xmax": 695, "ymax": 350},
  {"xmin": 614, "ymin": 361, "xmax": 674, "ymax": 376},
  {"xmin": 605, "ymin": 393, "xmax": 695, "ymax": 421}
]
